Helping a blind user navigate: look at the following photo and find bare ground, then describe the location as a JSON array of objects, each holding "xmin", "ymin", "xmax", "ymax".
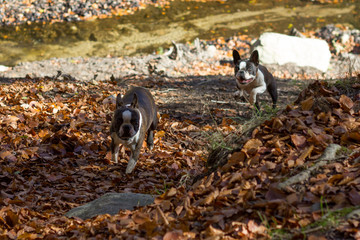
[{"xmin": 115, "ymin": 74, "xmax": 307, "ymax": 127}]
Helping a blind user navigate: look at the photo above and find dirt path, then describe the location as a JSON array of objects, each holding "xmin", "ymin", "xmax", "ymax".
[{"xmin": 118, "ymin": 74, "xmax": 306, "ymax": 126}]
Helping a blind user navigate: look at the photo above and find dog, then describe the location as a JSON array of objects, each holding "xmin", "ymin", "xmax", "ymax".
[
  {"xmin": 232, "ymin": 49, "xmax": 277, "ymax": 110},
  {"xmin": 110, "ymin": 87, "xmax": 158, "ymax": 173}
]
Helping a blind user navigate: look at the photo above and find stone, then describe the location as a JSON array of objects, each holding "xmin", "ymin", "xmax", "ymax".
[
  {"xmin": 252, "ymin": 32, "xmax": 331, "ymax": 72},
  {"xmin": 0, "ymin": 65, "xmax": 9, "ymax": 72},
  {"xmin": 65, "ymin": 192, "xmax": 155, "ymax": 220}
]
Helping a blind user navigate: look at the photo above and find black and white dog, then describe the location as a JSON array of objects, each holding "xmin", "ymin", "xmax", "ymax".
[
  {"xmin": 110, "ymin": 87, "xmax": 158, "ymax": 174},
  {"xmin": 233, "ymin": 49, "xmax": 278, "ymax": 109}
]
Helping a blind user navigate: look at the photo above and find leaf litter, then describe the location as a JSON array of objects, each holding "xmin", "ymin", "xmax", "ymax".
[{"xmin": 1, "ymin": 48, "xmax": 360, "ymax": 239}]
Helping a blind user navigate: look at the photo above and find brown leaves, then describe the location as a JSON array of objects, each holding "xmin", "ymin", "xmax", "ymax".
[
  {"xmin": 2, "ymin": 115, "xmax": 20, "ymax": 129},
  {"xmin": 349, "ymin": 188, "xmax": 360, "ymax": 205},
  {"xmin": 0, "ymin": 77, "xmax": 207, "ymax": 238},
  {"xmin": 291, "ymin": 134, "xmax": 307, "ymax": 149},
  {"xmin": 301, "ymin": 96, "xmax": 314, "ymax": 111},
  {"xmin": 0, "ymin": 70, "xmax": 359, "ymax": 240},
  {"xmin": 339, "ymin": 94, "xmax": 354, "ymax": 112},
  {"xmin": 0, "ymin": 151, "xmax": 15, "ymax": 160},
  {"xmin": 132, "ymin": 212, "xmax": 150, "ymax": 224},
  {"xmin": 4, "ymin": 209, "xmax": 19, "ymax": 227},
  {"xmin": 163, "ymin": 231, "xmax": 185, "ymax": 240},
  {"xmin": 243, "ymin": 138, "xmax": 263, "ymax": 150}
]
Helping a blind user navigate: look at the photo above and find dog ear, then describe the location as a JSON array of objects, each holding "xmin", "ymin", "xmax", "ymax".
[
  {"xmin": 250, "ymin": 50, "xmax": 259, "ymax": 66},
  {"xmin": 116, "ymin": 94, "xmax": 123, "ymax": 109},
  {"xmin": 233, "ymin": 49, "xmax": 241, "ymax": 64},
  {"xmin": 131, "ymin": 93, "xmax": 138, "ymax": 108}
]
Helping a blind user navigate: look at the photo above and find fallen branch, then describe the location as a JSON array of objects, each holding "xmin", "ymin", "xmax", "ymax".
[{"xmin": 278, "ymin": 144, "xmax": 341, "ymax": 190}]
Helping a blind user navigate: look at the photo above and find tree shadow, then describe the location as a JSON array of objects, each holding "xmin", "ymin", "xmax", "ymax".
[
  {"xmin": 118, "ymin": 74, "xmax": 307, "ymax": 126},
  {"xmin": 0, "ymin": 73, "xmax": 309, "ymax": 127}
]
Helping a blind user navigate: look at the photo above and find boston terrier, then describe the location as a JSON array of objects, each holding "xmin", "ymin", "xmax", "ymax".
[
  {"xmin": 232, "ymin": 49, "xmax": 278, "ymax": 110},
  {"xmin": 110, "ymin": 87, "xmax": 158, "ymax": 174}
]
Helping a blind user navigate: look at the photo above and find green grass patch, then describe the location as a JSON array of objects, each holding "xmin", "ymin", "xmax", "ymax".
[{"xmin": 302, "ymin": 202, "xmax": 358, "ymax": 237}]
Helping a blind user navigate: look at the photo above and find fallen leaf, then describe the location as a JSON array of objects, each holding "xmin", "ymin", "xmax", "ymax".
[
  {"xmin": 339, "ymin": 94, "xmax": 354, "ymax": 111},
  {"xmin": 2, "ymin": 115, "xmax": 19, "ymax": 129},
  {"xmin": 155, "ymin": 130, "xmax": 166, "ymax": 138},
  {"xmin": 243, "ymin": 139, "xmax": 262, "ymax": 150},
  {"xmin": 163, "ymin": 231, "xmax": 184, "ymax": 240},
  {"xmin": 132, "ymin": 212, "xmax": 150, "ymax": 224},
  {"xmin": 166, "ymin": 188, "xmax": 177, "ymax": 197},
  {"xmin": 291, "ymin": 134, "xmax": 307, "ymax": 149},
  {"xmin": 349, "ymin": 188, "xmax": 360, "ymax": 205},
  {"xmin": 301, "ymin": 96, "xmax": 314, "ymax": 111}
]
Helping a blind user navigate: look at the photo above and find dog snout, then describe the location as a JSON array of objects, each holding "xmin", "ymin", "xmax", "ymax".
[
  {"xmin": 120, "ymin": 124, "xmax": 134, "ymax": 138},
  {"xmin": 236, "ymin": 71, "xmax": 245, "ymax": 79},
  {"xmin": 123, "ymin": 125, "xmax": 130, "ymax": 131}
]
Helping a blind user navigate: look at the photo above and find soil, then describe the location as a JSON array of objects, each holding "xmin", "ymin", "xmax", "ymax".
[{"xmin": 89, "ymin": 73, "xmax": 306, "ymax": 127}]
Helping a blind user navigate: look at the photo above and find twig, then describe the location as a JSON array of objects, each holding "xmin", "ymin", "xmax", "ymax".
[
  {"xmin": 302, "ymin": 226, "xmax": 325, "ymax": 234},
  {"xmin": 158, "ymin": 88, "xmax": 177, "ymax": 93},
  {"xmin": 278, "ymin": 144, "xmax": 341, "ymax": 190},
  {"xmin": 210, "ymin": 100, "xmax": 248, "ymax": 105},
  {"xmin": 210, "ymin": 100, "xmax": 228, "ymax": 104},
  {"xmin": 156, "ymin": 206, "xmax": 169, "ymax": 225}
]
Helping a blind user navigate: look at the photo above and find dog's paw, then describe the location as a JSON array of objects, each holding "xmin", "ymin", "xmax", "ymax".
[
  {"xmin": 233, "ymin": 90, "xmax": 242, "ymax": 97},
  {"xmin": 249, "ymin": 95, "xmax": 256, "ymax": 105},
  {"xmin": 111, "ymin": 154, "xmax": 118, "ymax": 164},
  {"xmin": 234, "ymin": 90, "xmax": 248, "ymax": 102},
  {"xmin": 125, "ymin": 158, "xmax": 137, "ymax": 174}
]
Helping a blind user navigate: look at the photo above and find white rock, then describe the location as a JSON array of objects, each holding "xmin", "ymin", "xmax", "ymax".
[
  {"xmin": 341, "ymin": 33, "xmax": 350, "ymax": 44},
  {"xmin": 0, "ymin": 65, "xmax": 10, "ymax": 72},
  {"xmin": 206, "ymin": 45, "xmax": 217, "ymax": 58},
  {"xmin": 252, "ymin": 32, "xmax": 331, "ymax": 72}
]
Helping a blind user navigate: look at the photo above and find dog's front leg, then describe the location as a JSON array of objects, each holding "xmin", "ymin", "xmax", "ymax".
[
  {"xmin": 249, "ymin": 85, "xmax": 266, "ymax": 106},
  {"xmin": 110, "ymin": 137, "xmax": 120, "ymax": 163},
  {"xmin": 234, "ymin": 89, "xmax": 243, "ymax": 98},
  {"xmin": 146, "ymin": 129, "xmax": 154, "ymax": 150},
  {"xmin": 125, "ymin": 139, "xmax": 143, "ymax": 174},
  {"xmin": 235, "ymin": 89, "xmax": 250, "ymax": 103}
]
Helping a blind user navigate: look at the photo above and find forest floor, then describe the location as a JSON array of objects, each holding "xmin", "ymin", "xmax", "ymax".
[{"xmin": 1, "ymin": 31, "xmax": 360, "ymax": 239}]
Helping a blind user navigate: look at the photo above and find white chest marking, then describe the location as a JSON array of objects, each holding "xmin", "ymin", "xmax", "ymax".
[
  {"xmin": 237, "ymin": 70, "xmax": 266, "ymax": 94},
  {"xmin": 133, "ymin": 110, "xmax": 142, "ymax": 143}
]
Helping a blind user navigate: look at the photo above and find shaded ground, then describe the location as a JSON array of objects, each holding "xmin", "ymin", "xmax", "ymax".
[{"xmin": 116, "ymin": 74, "xmax": 306, "ymax": 126}]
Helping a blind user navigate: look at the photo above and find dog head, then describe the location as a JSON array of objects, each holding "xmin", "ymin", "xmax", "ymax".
[
  {"xmin": 233, "ymin": 50, "xmax": 259, "ymax": 85},
  {"xmin": 112, "ymin": 93, "xmax": 141, "ymax": 141}
]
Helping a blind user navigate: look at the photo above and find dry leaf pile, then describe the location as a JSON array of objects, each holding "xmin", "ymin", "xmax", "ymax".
[
  {"xmin": 102, "ymin": 80, "xmax": 359, "ymax": 239},
  {"xmin": 1, "ymin": 73, "xmax": 359, "ymax": 239},
  {"xmin": 0, "ymin": 77, "xmax": 208, "ymax": 239}
]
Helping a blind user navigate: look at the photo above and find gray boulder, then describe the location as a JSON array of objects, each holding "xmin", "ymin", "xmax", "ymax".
[
  {"xmin": 252, "ymin": 32, "xmax": 331, "ymax": 72},
  {"xmin": 65, "ymin": 192, "xmax": 156, "ymax": 220}
]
